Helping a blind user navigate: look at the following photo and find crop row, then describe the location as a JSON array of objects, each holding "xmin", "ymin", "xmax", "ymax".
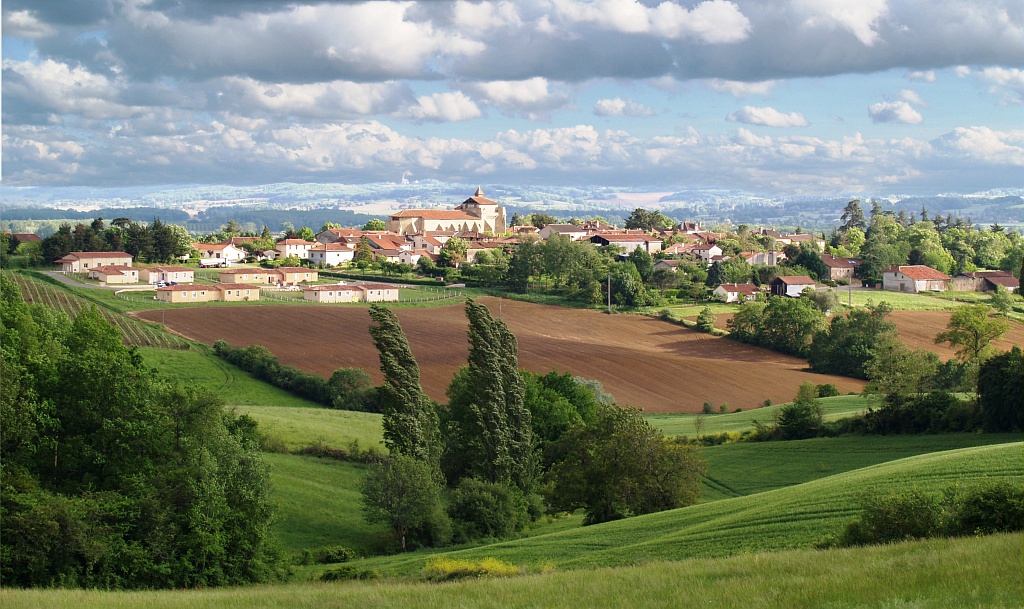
[{"xmin": 7, "ymin": 273, "xmax": 189, "ymax": 350}]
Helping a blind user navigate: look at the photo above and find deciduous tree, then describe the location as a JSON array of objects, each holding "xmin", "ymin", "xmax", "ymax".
[{"xmin": 935, "ymin": 303, "xmax": 1010, "ymax": 362}]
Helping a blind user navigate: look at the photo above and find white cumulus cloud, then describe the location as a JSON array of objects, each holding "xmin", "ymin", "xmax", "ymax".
[
  {"xmin": 868, "ymin": 100, "xmax": 923, "ymax": 124},
  {"xmin": 399, "ymin": 91, "xmax": 483, "ymax": 122},
  {"xmin": 796, "ymin": 0, "xmax": 889, "ymax": 46},
  {"xmin": 705, "ymin": 79, "xmax": 776, "ymax": 97},
  {"xmin": 727, "ymin": 106, "xmax": 808, "ymax": 127},
  {"xmin": 593, "ymin": 97, "xmax": 655, "ymax": 117}
]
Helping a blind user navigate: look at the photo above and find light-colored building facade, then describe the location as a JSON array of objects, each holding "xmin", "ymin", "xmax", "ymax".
[
  {"xmin": 87, "ymin": 265, "xmax": 139, "ymax": 284},
  {"xmin": 882, "ymin": 265, "xmax": 950, "ymax": 293},
  {"xmin": 308, "ymin": 243, "xmax": 355, "ymax": 266},
  {"xmin": 140, "ymin": 266, "xmax": 195, "ymax": 284},
  {"xmin": 156, "ymin": 284, "xmax": 260, "ymax": 303},
  {"xmin": 275, "ymin": 239, "xmax": 315, "ymax": 259},
  {"xmin": 386, "ymin": 188, "xmax": 506, "ymax": 235},
  {"xmin": 55, "ymin": 251, "xmax": 133, "ymax": 273},
  {"xmin": 192, "ymin": 243, "xmax": 246, "ymax": 263}
]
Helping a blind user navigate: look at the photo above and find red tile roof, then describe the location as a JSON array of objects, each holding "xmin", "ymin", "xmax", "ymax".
[
  {"xmin": 887, "ymin": 265, "xmax": 950, "ymax": 281},
  {"xmin": 391, "ymin": 210, "xmax": 477, "ymax": 220}
]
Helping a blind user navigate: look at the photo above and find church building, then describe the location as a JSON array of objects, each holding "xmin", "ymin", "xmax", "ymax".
[{"xmin": 386, "ymin": 188, "xmax": 506, "ymax": 235}]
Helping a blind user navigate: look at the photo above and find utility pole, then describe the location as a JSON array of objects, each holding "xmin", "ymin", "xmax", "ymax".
[{"xmin": 607, "ymin": 270, "xmax": 612, "ymax": 314}]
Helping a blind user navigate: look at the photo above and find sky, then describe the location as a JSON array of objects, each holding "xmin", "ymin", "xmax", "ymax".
[{"xmin": 2, "ymin": 0, "xmax": 1023, "ymax": 196}]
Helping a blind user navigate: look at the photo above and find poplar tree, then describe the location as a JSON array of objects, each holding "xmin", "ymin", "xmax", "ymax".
[
  {"xmin": 446, "ymin": 300, "xmax": 536, "ymax": 491},
  {"xmin": 368, "ymin": 305, "xmax": 441, "ymax": 466}
]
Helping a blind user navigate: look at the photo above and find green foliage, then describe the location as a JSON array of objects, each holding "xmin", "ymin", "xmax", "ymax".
[
  {"xmin": 726, "ymin": 296, "xmax": 826, "ymax": 357},
  {"xmin": 315, "ymin": 545, "xmax": 356, "ymax": 564},
  {"xmin": 815, "ymin": 383, "xmax": 840, "ymax": 398},
  {"xmin": 448, "ymin": 478, "xmax": 533, "ymax": 543},
  {"xmin": 361, "ymin": 219, "xmax": 386, "ymax": 231},
  {"xmin": 934, "ymin": 303, "xmax": 1011, "ymax": 361},
  {"xmin": 627, "ymin": 247, "xmax": 654, "ymax": 282},
  {"xmin": 368, "ymin": 305, "xmax": 442, "ymax": 467},
  {"xmin": 212, "ymin": 340, "xmax": 378, "ymax": 411},
  {"xmin": 545, "ymin": 402, "xmax": 705, "ymax": 525},
  {"xmin": 360, "ymin": 454, "xmax": 450, "ymax": 552},
  {"xmin": 319, "ymin": 565, "xmax": 381, "ymax": 581},
  {"xmin": 833, "ymin": 479, "xmax": 1023, "ymax": 547},
  {"xmin": 808, "ymin": 301, "xmax": 896, "ymax": 379},
  {"xmin": 0, "ymin": 278, "xmax": 281, "ymax": 588},
  {"xmin": 443, "ymin": 301, "xmax": 536, "ymax": 493},
  {"xmin": 624, "ymin": 208, "xmax": 673, "ymax": 231},
  {"xmin": 989, "ymin": 285, "xmax": 1014, "ymax": 316},
  {"xmin": 695, "ymin": 306, "xmax": 717, "ymax": 332},
  {"xmin": 522, "ymin": 370, "xmax": 601, "ymax": 453},
  {"xmin": 775, "ymin": 383, "xmax": 824, "ymax": 440},
  {"xmin": 865, "ymin": 335, "xmax": 940, "ymax": 403},
  {"xmin": 977, "ymin": 347, "xmax": 1023, "ymax": 432}
]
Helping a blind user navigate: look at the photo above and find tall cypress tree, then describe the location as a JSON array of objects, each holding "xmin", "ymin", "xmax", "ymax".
[
  {"xmin": 368, "ymin": 305, "xmax": 441, "ymax": 467},
  {"xmin": 455, "ymin": 300, "xmax": 536, "ymax": 491}
]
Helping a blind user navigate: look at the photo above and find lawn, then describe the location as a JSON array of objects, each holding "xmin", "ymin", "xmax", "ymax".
[
  {"xmin": 4, "ymin": 534, "xmax": 1019, "ymax": 609},
  {"xmin": 646, "ymin": 394, "xmax": 872, "ymax": 437},
  {"xmin": 239, "ymin": 406, "xmax": 383, "ymax": 451}
]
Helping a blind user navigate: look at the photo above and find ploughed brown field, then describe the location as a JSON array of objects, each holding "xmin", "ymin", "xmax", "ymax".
[{"xmin": 138, "ymin": 298, "xmax": 868, "ymax": 413}]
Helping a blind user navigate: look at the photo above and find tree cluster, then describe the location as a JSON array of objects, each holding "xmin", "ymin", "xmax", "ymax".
[
  {"xmin": 1, "ymin": 278, "xmax": 282, "ymax": 588},
  {"xmin": 361, "ymin": 300, "xmax": 704, "ymax": 550},
  {"xmin": 40, "ymin": 217, "xmax": 193, "ymax": 265}
]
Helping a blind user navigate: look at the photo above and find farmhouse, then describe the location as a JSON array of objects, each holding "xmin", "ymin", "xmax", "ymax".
[
  {"xmin": 386, "ymin": 188, "xmax": 507, "ymax": 235},
  {"xmin": 7, "ymin": 232, "xmax": 41, "ymax": 244},
  {"xmin": 275, "ymin": 239, "xmax": 315, "ymax": 259},
  {"xmin": 538, "ymin": 224, "xmax": 589, "ymax": 241},
  {"xmin": 951, "ymin": 271, "xmax": 1019, "ymax": 293},
  {"xmin": 87, "ymin": 265, "xmax": 139, "ymax": 284},
  {"xmin": 193, "ymin": 243, "xmax": 245, "ymax": 264},
  {"xmin": 653, "ymin": 259, "xmax": 681, "ymax": 272},
  {"xmin": 359, "ymin": 283, "xmax": 400, "ymax": 302},
  {"xmin": 156, "ymin": 284, "xmax": 260, "ymax": 303},
  {"xmin": 739, "ymin": 250, "xmax": 785, "ymax": 266},
  {"xmin": 770, "ymin": 275, "xmax": 816, "ymax": 297},
  {"xmin": 589, "ymin": 233, "xmax": 663, "ymax": 254},
  {"xmin": 308, "ymin": 243, "xmax": 355, "ymax": 266},
  {"xmin": 882, "ymin": 265, "xmax": 950, "ymax": 293},
  {"xmin": 713, "ymin": 283, "xmax": 760, "ymax": 303},
  {"xmin": 820, "ymin": 254, "xmax": 859, "ymax": 282},
  {"xmin": 140, "ymin": 266, "xmax": 194, "ymax": 284},
  {"xmin": 55, "ymin": 251, "xmax": 133, "ymax": 273}
]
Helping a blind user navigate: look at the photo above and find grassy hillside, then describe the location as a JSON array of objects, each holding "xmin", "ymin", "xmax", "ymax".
[
  {"xmin": 700, "ymin": 433, "xmax": 1021, "ymax": 501},
  {"xmin": 3, "ymin": 534, "xmax": 1019, "ymax": 609},
  {"xmin": 350, "ymin": 442, "xmax": 1021, "ymax": 575},
  {"xmin": 266, "ymin": 453, "xmax": 389, "ymax": 555},
  {"xmin": 138, "ymin": 346, "xmax": 323, "ymax": 408},
  {"xmin": 647, "ymin": 394, "xmax": 871, "ymax": 437}
]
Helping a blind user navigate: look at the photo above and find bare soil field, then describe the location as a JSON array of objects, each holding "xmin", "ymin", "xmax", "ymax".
[
  {"xmin": 887, "ymin": 310, "xmax": 1023, "ymax": 359},
  {"xmin": 138, "ymin": 298, "xmax": 865, "ymax": 413}
]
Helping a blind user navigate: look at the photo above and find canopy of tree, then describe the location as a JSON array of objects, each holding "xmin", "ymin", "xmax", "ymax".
[{"xmin": 0, "ymin": 277, "xmax": 281, "ymax": 588}]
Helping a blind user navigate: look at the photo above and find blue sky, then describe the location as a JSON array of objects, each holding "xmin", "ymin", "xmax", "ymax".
[{"xmin": 2, "ymin": 0, "xmax": 1022, "ymax": 195}]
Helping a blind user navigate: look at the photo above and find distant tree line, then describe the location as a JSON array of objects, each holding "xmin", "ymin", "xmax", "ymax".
[
  {"xmin": 40, "ymin": 217, "xmax": 192, "ymax": 264},
  {"xmin": 212, "ymin": 341, "xmax": 380, "ymax": 412},
  {"xmin": 0, "ymin": 278, "xmax": 282, "ymax": 588}
]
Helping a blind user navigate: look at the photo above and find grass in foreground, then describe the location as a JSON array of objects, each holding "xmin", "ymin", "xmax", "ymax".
[
  {"xmin": 353, "ymin": 442, "xmax": 1021, "ymax": 575},
  {"xmin": 3, "ymin": 534, "xmax": 1019, "ymax": 609},
  {"xmin": 647, "ymin": 394, "xmax": 872, "ymax": 437}
]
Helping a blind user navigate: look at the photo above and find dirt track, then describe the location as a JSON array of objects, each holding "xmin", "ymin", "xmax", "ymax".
[{"xmin": 139, "ymin": 298, "xmax": 869, "ymax": 413}]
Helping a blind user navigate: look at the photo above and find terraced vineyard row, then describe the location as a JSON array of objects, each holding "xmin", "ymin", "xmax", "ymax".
[{"xmin": 6, "ymin": 272, "xmax": 190, "ymax": 350}]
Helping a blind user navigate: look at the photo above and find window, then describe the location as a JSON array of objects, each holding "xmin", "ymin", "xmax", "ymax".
[{"xmin": 192, "ymin": 291, "xmax": 197, "ymax": 298}]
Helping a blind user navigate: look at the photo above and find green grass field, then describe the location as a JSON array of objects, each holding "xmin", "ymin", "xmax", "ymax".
[
  {"xmin": 646, "ymin": 394, "xmax": 872, "ymax": 437},
  {"xmin": 137, "ymin": 346, "xmax": 324, "ymax": 408},
  {"xmin": 240, "ymin": 406, "xmax": 383, "ymax": 451},
  {"xmin": 266, "ymin": 453, "xmax": 390, "ymax": 555},
  {"xmin": 700, "ymin": 433, "xmax": 1021, "ymax": 501},
  {"xmin": 349, "ymin": 442, "xmax": 1021, "ymax": 575},
  {"xmin": 8, "ymin": 533, "xmax": 1016, "ymax": 609}
]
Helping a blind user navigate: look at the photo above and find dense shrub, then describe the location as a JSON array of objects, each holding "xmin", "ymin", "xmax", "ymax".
[
  {"xmin": 213, "ymin": 340, "xmax": 379, "ymax": 412},
  {"xmin": 815, "ymin": 383, "xmax": 840, "ymax": 398},
  {"xmin": 319, "ymin": 565, "xmax": 380, "ymax": 581},
  {"xmin": 316, "ymin": 546, "xmax": 356, "ymax": 564},
  {"xmin": 829, "ymin": 480, "xmax": 1023, "ymax": 548},
  {"xmin": 447, "ymin": 478, "xmax": 532, "ymax": 543}
]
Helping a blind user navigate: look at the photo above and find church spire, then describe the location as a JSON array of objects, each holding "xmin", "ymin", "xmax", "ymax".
[{"xmin": 474, "ymin": 186, "xmax": 484, "ymax": 197}]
